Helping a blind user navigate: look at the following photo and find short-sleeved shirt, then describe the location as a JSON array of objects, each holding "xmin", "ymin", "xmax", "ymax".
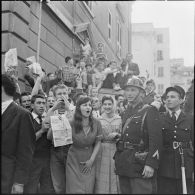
[{"xmin": 62, "ymin": 65, "xmax": 78, "ymax": 83}]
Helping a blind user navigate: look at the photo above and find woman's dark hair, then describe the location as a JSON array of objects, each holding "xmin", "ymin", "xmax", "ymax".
[
  {"xmin": 74, "ymin": 96, "xmax": 93, "ymax": 134},
  {"xmin": 2, "ymin": 74, "xmax": 16, "ymax": 97},
  {"xmin": 101, "ymin": 96, "xmax": 114, "ymax": 104}
]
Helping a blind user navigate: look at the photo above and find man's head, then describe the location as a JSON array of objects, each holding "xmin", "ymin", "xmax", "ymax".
[
  {"xmin": 124, "ymin": 77, "xmax": 145, "ymax": 104},
  {"xmin": 85, "ymin": 63, "xmax": 92, "ymax": 72},
  {"xmin": 121, "ymin": 60, "xmax": 127, "ymax": 71},
  {"xmin": 31, "ymin": 94, "xmax": 46, "ymax": 116},
  {"xmin": 20, "ymin": 92, "xmax": 32, "ymax": 111},
  {"xmin": 115, "ymin": 94, "xmax": 124, "ymax": 103},
  {"xmin": 165, "ymin": 85, "xmax": 185, "ymax": 111},
  {"xmin": 47, "ymin": 73, "xmax": 55, "ymax": 81},
  {"xmin": 80, "ymin": 60, "xmax": 86, "ymax": 70},
  {"xmin": 92, "ymin": 97, "xmax": 100, "ymax": 110},
  {"xmin": 91, "ymin": 87, "xmax": 99, "ymax": 97},
  {"xmin": 65, "ymin": 56, "xmax": 73, "ymax": 66},
  {"xmin": 95, "ymin": 61, "xmax": 104, "ymax": 72},
  {"xmin": 46, "ymin": 95, "xmax": 55, "ymax": 110},
  {"xmin": 145, "ymin": 79, "xmax": 156, "ymax": 92},
  {"xmin": 2, "ymin": 74, "xmax": 16, "ymax": 102},
  {"xmin": 109, "ymin": 61, "xmax": 117, "ymax": 70},
  {"xmin": 53, "ymin": 84, "xmax": 69, "ymax": 100},
  {"xmin": 126, "ymin": 53, "xmax": 133, "ymax": 62}
]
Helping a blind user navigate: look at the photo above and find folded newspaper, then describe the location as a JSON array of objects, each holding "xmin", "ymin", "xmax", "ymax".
[{"xmin": 50, "ymin": 115, "xmax": 73, "ymax": 147}]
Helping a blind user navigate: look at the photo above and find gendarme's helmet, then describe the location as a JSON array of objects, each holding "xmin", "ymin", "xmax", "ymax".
[{"xmin": 124, "ymin": 76, "xmax": 145, "ymax": 93}]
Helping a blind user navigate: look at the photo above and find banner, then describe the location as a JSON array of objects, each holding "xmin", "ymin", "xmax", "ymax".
[{"xmin": 4, "ymin": 48, "xmax": 18, "ymax": 72}]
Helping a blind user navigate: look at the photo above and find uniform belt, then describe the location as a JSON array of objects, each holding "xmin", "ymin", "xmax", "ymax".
[
  {"xmin": 164, "ymin": 141, "xmax": 191, "ymax": 150},
  {"xmin": 117, "ymin": 141, "xmax": 140, "ymax": 150}
]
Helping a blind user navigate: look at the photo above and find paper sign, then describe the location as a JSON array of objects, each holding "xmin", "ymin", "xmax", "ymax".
[
  {"xmin": 4, "ymin": 48, "xmax": 18, "ymax": 71},
  {"xmin": 50, "ymin": 115, "xmax": 73, "ymax": 147}
]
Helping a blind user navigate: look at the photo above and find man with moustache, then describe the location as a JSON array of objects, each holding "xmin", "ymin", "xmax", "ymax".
[
  {"xmin": 157, "ymin": 86, "xmax": 194, "ymax": 194},
  {"xmin": 24, "ymin": 94, "xmax": 54, "ymax": 193},
  {"xmin": 114, "ymin": 76, "xmax": 162, "ymax": 194}
]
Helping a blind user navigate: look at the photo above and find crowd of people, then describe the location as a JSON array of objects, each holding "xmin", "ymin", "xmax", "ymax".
[{"xmin": 1, "ymin": 41, "xmax": 194, "ymax": 194}]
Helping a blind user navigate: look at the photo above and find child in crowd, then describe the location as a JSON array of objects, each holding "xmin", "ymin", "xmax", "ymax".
[
  {"xmin": 92, "ymin": 61, "xmax": 106, "ymax": 90},
  {"xmin": 85, "ymin": 63, "xmax": 95, "ymax": 95}
]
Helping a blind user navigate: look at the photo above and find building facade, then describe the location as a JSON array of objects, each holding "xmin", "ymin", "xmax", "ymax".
[
  {"xmin": 2, "ymin": 1, "xmax": 133, "ymax": 91},
  {"xmin": 131, "ymin": 23, "xmax": 171, "ymax": 95},
  {"xmin": 170, "ymin": 58, "xmax": 194, "ymax": 91}
]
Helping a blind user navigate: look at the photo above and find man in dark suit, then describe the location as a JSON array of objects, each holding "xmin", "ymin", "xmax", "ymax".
[
  {"xmin": 158, "ymin": 85, "xmax": 194, "ymax": 194},
  {"xmin": 1, "ymin": 74, "xmax": 36, "ymax": 194},
  {"xmin": 24, "ymin": 94, "xmax": 54, "ymax": 193}
]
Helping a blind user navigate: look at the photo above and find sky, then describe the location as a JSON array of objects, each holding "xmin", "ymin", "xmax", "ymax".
[{"xmin": 131, "ymin": 1, "xmax": 194, "ymax": 67}]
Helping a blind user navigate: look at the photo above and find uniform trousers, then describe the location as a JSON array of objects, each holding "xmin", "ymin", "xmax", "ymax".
[
  {"xmin": 119, "ymin": 175, "xmax": 157, "ymax": 194},
  {"xmin": 157, "ymin": 176, "xmax": 194, "ymax": 194}
]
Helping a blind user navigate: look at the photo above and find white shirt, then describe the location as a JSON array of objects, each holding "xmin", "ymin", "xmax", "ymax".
[
  {"xmin": 31, "ymin": 112, "xmax": 46, "ymax": 124},
  {"xmin": 168, "ymin": 109, "xmax": 181, "ymax": 120},
  {"xmin": 2, "ymin": 99, "xmax": 13, "ymax": 115}
]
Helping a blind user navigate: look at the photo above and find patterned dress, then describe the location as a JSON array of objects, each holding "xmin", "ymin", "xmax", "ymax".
[
  {"xmin": 66, "ymin": 118, "xmax": 103, "ymax": 194},
  {"xmin": 95, "ymin": 114, "xmax": 122, "ymax": 194}
]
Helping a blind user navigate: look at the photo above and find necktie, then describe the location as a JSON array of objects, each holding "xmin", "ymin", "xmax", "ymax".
[
  {"xmin": 38, "ymin": 115, "xmax": 42, "ymax": 125},
  {"xmin": 171, "ymin": 111, "xmax": 176, "ymax": 122}
]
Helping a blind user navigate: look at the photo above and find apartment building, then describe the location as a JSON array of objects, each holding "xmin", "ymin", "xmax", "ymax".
[
  {"xmin": 132, "ymin": 23, "xmax": 170, "ymax": 95},
  {"xmin": 2, "ymin": 1, "xmax": 133, "ymax": 91}
]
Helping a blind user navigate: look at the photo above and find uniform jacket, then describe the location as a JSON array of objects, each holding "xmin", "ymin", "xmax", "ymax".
[
  {"xmin": 158, "ymin": 111, "xmax": 194, "ymax": 179},
  {"xmin": 1, "ymin": 102, "xmax": 36, "ymax": 193},
  {"xmin": 114, "ymin": 103, "xmax": 162, "ymax": 178}
]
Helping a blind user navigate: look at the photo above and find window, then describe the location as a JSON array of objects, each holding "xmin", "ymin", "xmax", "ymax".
[
  {"xmin": 117, "ymin": 20, "xmax": 122, "ymax": 58},
  {"xmin": 157, "ymin": 34, "xmax": 163, "ymax": 43},
  {"xmin": 108, "ymin": 11, "xmax": 112, "ymax": 41},
  {"xmin": 158, "ymin": 84, "xmax": 164, "ymax": 95},
  {"xmin": 157, "ymin": 50, "xmax": 163, "ymax": 61},
  {"xmin": 158, "ymin": 67, "xmax": 164, "ymax": 77}
]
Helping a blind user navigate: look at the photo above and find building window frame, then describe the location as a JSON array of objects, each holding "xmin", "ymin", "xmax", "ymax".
[
  {"xmin": 158, "ymin": 66, "xmax": 164, "ymax": 77},
  {"xmin": 157, "ymin": 50, "xmax": 163, "ymax": 61},
  {"xmin": 108, "ymin": 9, "xmax": 112, "ymax": 41},
  {"xmin": 157, "ymin": 34, "xmax": 163, "ymax": 43}
]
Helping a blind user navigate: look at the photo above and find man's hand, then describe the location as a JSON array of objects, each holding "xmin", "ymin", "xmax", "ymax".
[
  {"xmin": 11, "ymin": 183, "xmax": 24, "ymax": 194},
  {"xmin": 42, "ymin": 120, "xmax": 50, "ymax": 133},
  {"xmin": 142, "ymin": 165, "xmax": 154, "ymax": 178}
]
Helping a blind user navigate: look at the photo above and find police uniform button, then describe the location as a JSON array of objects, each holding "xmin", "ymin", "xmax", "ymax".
[
  {"xmin": 174, "ymin": 136, "xmax": 176, "ymax": 138},
  {"xmin": 185, "ymin": 128, "xmax": 188, "ymax": 131},
  {"xmin": 126, "ymin": 134, "xmax": 128, "ymax": 136},
  {"xmin": 162, "ymin": 128, "xmax": 165, "ymax": 130},
  {"xmin": 174, "ymin": 131, "xmax": 176, "ymax": 133},
  {"xmin": 175, "ymin": 125, "xmax": 177, "ymax": 128},
  {"xmin": 127, "ymin": 126, "xmax": 129, "ymax": 128}
]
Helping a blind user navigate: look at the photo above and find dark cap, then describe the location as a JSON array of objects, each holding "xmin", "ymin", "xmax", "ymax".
[{"xmin": 165, "ymin": 85, "xmax": 185, "ymax": 99}]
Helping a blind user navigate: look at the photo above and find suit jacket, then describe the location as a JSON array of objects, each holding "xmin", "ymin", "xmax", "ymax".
[
  {"xmin": 158, "ymin": 111, "xmax": 194, "ymax": 179},
  {"xmin": 1, "ymin": 102, "xmax": 36, "ymax": 193}
]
